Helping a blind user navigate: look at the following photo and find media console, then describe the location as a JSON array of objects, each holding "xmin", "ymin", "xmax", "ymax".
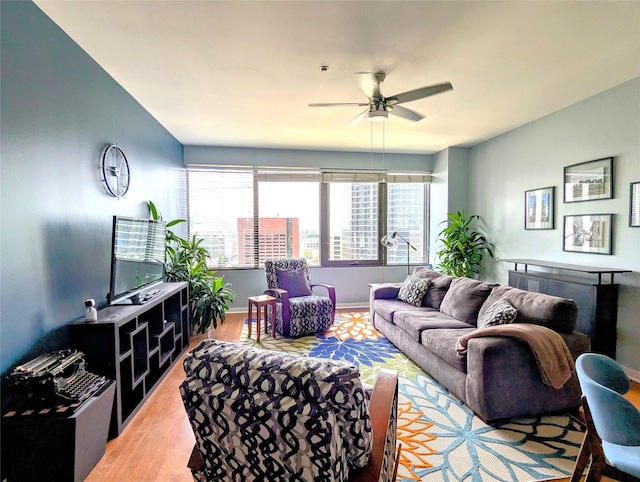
[
  {"xmin": 69, "ymin": 282, "xmax": 189, "ymax": 438},
  {"xmin": 501, "ymin": 259, "xmax": 631, "ymax": 359}
]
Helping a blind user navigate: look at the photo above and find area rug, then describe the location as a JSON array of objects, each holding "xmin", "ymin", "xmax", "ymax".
[{"xmin": 239, "ymin": 312, "xmax": 584, "ymax": 482}]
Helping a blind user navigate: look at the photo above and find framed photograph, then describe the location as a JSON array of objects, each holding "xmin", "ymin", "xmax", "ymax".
[
  {"xmin": 630, "ymin": 182, "xmax": 640, "ymax": 227},
  {"xmin": 563, "ymin": 157, "xmax": 613, "ymax": 203},
  {"xmin": 525, "ymin": 186, "xmax": 554, "ymax": 230},
  {"xmin": 563, "ymin": 214, "xmax": 613, "ymax": 254}
]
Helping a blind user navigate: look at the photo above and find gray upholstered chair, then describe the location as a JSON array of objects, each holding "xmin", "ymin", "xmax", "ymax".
[
  {"xmin": 571, "ymin": 353, "xmax": 640, "ymax": 482},
  {"xmin": 180, "ymin": 339, "xmax": 399, "ymax": 482},
  {"xmin": 264, "ymin": 258, "xmax": 336, "ymax": 337}
]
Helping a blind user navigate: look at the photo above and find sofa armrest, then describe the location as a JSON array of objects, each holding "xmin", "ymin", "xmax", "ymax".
[
  {"xmin": 370, "ymin": 283, "xmax": 402, "ymax": 300},
  {"xmin": 560, "ymin": 331, "xmax": 591, "ymax": 359},
  {"xmin": 351, "ymin": 369, "xmax": 399, "ymax": 482},
  {"xmin": 465, "ymin": 335, "xmax": 583, "ymax": 421}
]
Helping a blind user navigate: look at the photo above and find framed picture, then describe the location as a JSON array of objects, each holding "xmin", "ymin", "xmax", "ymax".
[
  {"xmin": 563, "ymin": 214, "xmax": 613, "ymax": 254},
  {"xmin": 563, "ymin": 157, "xmax": 613, "ymax": 203},
  {"xmin": 525, "ymin": 186, "xmax": 554, "ymax": 230},
  {"xmin": 630, "ymin": 182, "xmax": 640, "ymax": 227}
]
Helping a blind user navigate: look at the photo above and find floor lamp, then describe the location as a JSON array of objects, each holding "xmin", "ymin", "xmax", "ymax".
[{"xmin": 381, "ymin": 231, "xmax": 417, "ymax": 276}]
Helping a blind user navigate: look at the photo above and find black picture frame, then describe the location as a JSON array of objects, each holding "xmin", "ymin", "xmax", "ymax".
[
  {"xmin": 563, "ymin": 213, "xmax": 613, "ymax": 254},
  {"xmin": 525, "ymin": 186, "xmax": 554, "ymax": 230},
  {"xmin": 630, "ymin": 182, "xmax": 640, "ymax": 227},
  {"xmin": 563, "ymin": 157, "xmax": 613, "ymax": 203}
]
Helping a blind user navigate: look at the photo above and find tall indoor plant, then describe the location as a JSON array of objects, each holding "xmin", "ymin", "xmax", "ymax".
[
  {"xmin": 435, "ymin": 209, "xmax": 494, "ymax": 278},
  {"xmin": 148, "ymin": 201, "xmax": 235, "ymax": 334}
]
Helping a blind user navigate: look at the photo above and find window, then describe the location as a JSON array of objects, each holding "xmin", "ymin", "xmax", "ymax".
[
  {"xmin": 187, "ymin": 167, "xmax": 429, "ymax": 269},
  {"xmin": 326, "ymin": 182, "xmax": 379, "ymax": 264},
  {"xmin": 187, "ymin": 169, "xmax": 254, "ymax": 268},
  {"xmin": 258, "ymin": 180, "xmax": 320, "ymax": 266},
  {"xmin": 386, "ymin": 182, "xmax": 428, "ymax": 265}
]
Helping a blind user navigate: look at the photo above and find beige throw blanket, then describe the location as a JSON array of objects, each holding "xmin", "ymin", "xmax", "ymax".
[{"xmin": 455, "ymin": 324, "xmax": 575, "ymax": 389}]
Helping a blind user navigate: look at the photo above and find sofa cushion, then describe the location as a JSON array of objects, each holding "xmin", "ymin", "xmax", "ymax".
[
  {"xmin": 412, "ymin": 267, "xmax": 454, "ymax": 309},
  {"xmin": 439, "ymin": 277, "xmax": 496, "ymax": 326},
  {"xmin": 371, "ymin": 299, "xmax": 431, "ymax": 324},
  {"xmin": 398, "ymin": 276, "xmax": 432, "ymax": 307},
  {"xmin": 478, "ymin": 285, "xmax": 578, "ymax": 334},
  {"xmin": 478, "ymin": 298, "xmax": 518, "ymax": 328},
  {"xmin": 394, "ymin": 311, "xmax": 473, "ymax": 342},
  {"xmin": 420, "ymin": 328, "xmax": 475, "ymax": 373}
]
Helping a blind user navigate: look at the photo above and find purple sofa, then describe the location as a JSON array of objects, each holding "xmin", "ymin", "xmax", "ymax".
[{"xmin": 370, "ymin": 267, "xmax": 591, "ymax": 421}]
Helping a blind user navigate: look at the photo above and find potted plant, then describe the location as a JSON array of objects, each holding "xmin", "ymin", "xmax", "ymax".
[
  {"xmin": 148, "ymin": 201, "xmax": 235, "ymax": 334},
  {"xmin": 435, "ymin": 209, "xmax": 494, "ymax": 278}
]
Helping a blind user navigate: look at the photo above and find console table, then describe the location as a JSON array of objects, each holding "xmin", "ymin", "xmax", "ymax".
[
  {"xmin": 501, "ymin": 259, "xmax": 631, "ymax": 359},
  {"xmin": 69, "ymin": 282, "xmax": 189, "ymax": 438}
]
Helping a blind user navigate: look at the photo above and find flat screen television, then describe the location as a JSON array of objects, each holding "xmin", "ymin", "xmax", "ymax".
[{"xmin": 108, "ymin": 216, "xmax": 167, "ymax": 305}]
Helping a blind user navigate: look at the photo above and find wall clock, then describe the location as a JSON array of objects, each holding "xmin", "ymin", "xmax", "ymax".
[{"xmin": 101, "ymin": 144, "xmax": 130, "ymax": 198}]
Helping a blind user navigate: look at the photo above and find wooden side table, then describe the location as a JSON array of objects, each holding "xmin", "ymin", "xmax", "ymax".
[{"xmin": 247, "ymin": 295, "xmax": 277, "ymax": 342}]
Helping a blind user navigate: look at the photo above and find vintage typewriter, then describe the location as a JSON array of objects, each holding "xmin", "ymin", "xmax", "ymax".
[{"xmin": 7, "ymin": 349, "xmax": 110, "ymax": 409}]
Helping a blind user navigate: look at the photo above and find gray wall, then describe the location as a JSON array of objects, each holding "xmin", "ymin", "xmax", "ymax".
[
  {"xmin": 428, "ymin": 147, "xmax": 472, "ymax": 266},
  {"xmin": 468, "ymin": 78, "xmax": 640, "ymax": 375},
  {"xmin": 0, "ymin": 2, "xmax": 184, "ymax": 374}
]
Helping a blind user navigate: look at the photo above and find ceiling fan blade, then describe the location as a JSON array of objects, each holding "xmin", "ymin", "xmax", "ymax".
[
  {"xmin": 348, "ymin": 109, "xmax": 370, "ymax": 127},
  {"xmin": 387, "ymin": 82, "xmax": 453, "ymax": 105},
  {"xmin": 356, "ymin": 72, "xmax": 376, "ymax": 98},
  {"xmin": 389, "ymin": 105, "xmax": 424, "ymax": 122},
  {"xmin": 309, "ymin": 102, "xmax": 368, "ymax": 107}
]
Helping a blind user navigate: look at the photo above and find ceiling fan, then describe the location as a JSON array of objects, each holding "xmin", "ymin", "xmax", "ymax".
[{"xmin": 309, "ymin": 72, "xmax": 453, "ymax": 125}]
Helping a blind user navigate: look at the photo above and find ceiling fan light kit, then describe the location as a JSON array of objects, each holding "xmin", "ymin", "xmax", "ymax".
[{"xmin": 369, "ymin": 109, "xmax": 388, "ymax": 122}]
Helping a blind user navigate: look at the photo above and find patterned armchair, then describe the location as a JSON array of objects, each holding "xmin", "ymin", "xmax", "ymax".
[
  {"xmin": 264, "ymin": 258, "xmax": 336, "ymax": 337},
  {"xmin": 180, "ymin": 340, "xmax": 399, "ymax": 482}
]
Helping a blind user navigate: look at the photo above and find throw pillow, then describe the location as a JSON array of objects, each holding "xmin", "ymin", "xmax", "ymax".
[
  {"xmin": 397, "ymin": 277, "xmax": 432, "ymax": 307},
  {"xmin": 275, "ymin": 267, "xmax": 312, "ymax": 297},
  {"xmin": 478, "ymin": 298, "xmax": 518, "ymax": 328}
]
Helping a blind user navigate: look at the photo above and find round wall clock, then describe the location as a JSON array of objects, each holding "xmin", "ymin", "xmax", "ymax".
[{"xmin": 101, "ymin": 144, "xmax": 130, "ymax": 198}]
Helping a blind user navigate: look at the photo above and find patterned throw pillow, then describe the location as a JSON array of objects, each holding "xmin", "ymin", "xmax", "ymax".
[
  {"xmin": 478, "ymin": 298, "xmax": 518, "ymax": 328},
  {"xmin": 397, "ymin": 277, "xmax": 432, "ymax": 307}
]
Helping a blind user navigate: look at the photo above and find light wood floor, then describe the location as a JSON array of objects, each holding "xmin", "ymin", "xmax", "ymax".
[{"xmin": 86, "ymin": 311, "xmax": 640, "ymax": 482}]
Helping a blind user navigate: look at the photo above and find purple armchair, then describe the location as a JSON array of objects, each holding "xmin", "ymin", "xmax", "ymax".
[{"xmin": 264, "ymin": 258, "xmax": 336, "ymax": 337}]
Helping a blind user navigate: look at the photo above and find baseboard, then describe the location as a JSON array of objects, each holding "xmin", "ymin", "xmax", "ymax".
[{"xmin": 624, "ymin": 365, "xmax": 640, "ymax": 383}]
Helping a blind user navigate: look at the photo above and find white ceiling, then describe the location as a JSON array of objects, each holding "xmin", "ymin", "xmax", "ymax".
[{"xmin": 35, "ymin": 1, "xmax": 640, "ymax": 154}]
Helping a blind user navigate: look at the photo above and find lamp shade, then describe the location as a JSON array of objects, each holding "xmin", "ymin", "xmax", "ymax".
[{"xmin": 381, "ymin": 234, "xmax": 399, "ymax": 248}]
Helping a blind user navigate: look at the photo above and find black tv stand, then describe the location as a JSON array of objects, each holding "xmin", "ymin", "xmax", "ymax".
[
  {"xmin": 134, "ymin": 288, "xmax": 163, "ymax": 305},
  {"xmin": 69, "ymin": 282, "xmax": 189, "ymax": 437}
]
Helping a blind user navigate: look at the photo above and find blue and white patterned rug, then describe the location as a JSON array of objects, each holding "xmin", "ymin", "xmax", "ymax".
[{"xmin": 239, "ymin": 312, "xmax": 584, "ymax": 482}]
